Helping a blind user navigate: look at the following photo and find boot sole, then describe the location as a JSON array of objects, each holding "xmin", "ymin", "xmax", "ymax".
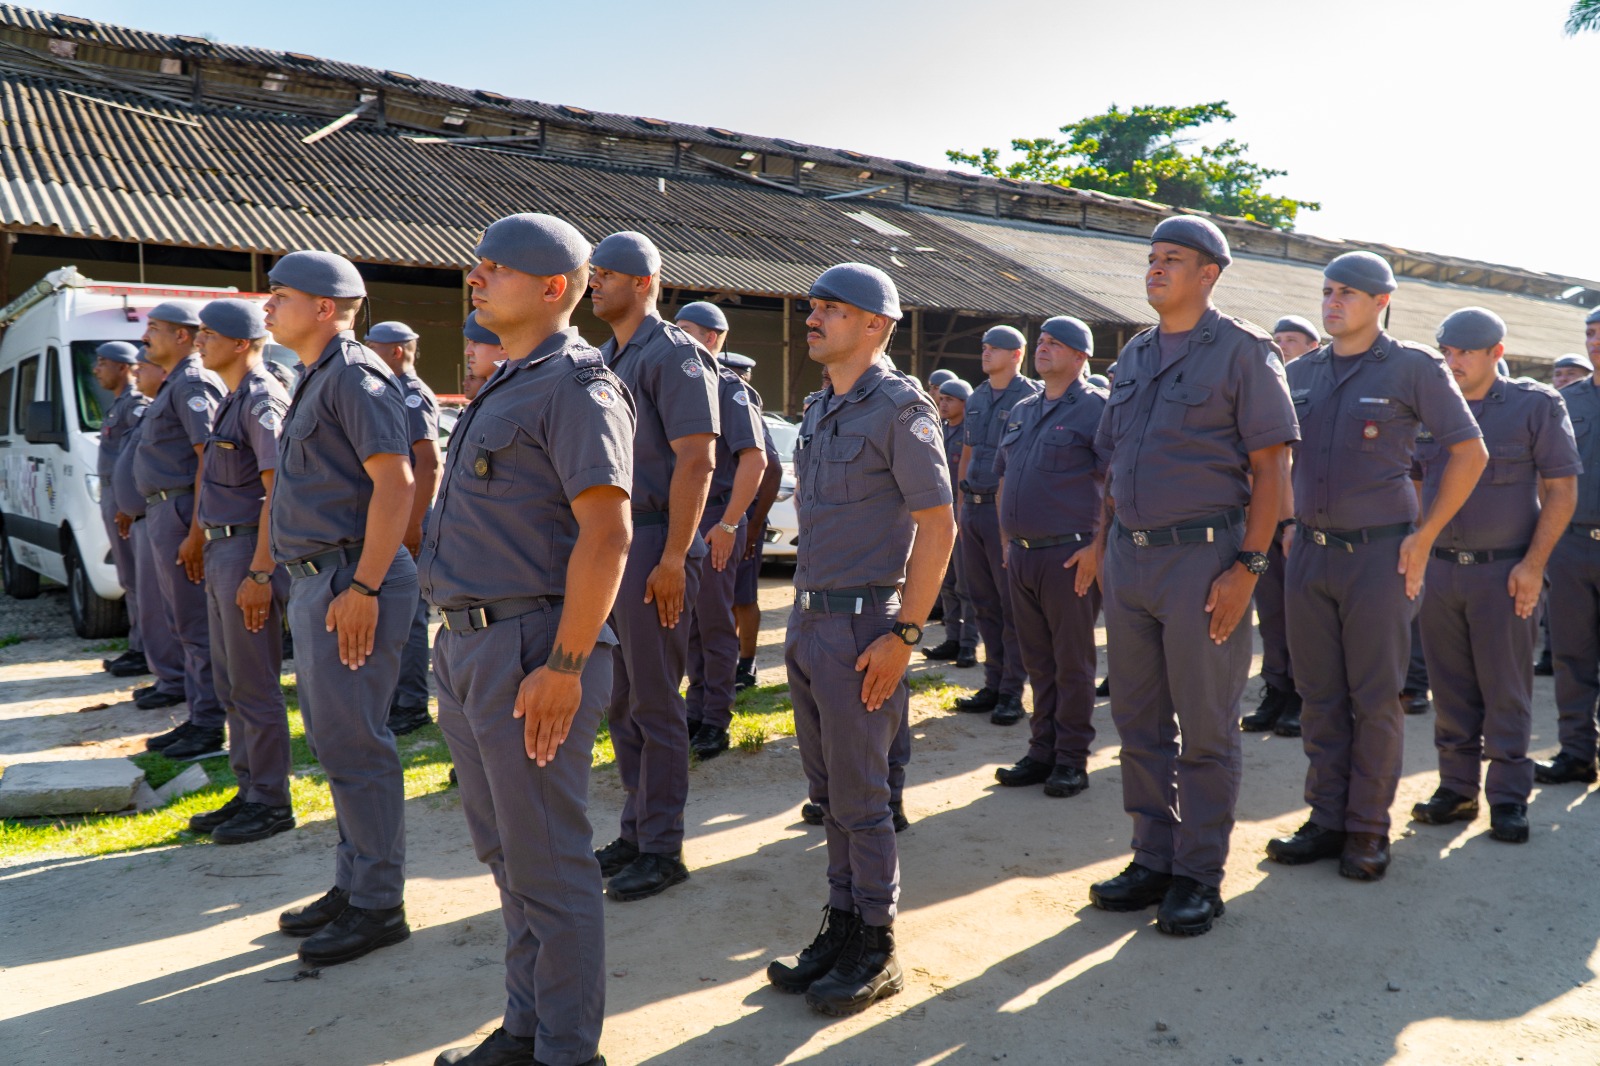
[
  {"xmin": 989, "ymin": 715, "xmax": 1023, "ymax": 726},
  {"xmin": 767, "ymin": 966, "xmax": 823, "ymax": 994},
  {"xmin": 1533, "ymin": 772, "xmax": 1597, "ymax": 784},
  {"xmin": 1156, "ymin": 900, "xmax": 1224, "ymax": 937},
  {"xmin": 166, "ymin": 746, "xmax": 228, "ymax": 763},
  {"xmin": 805, "ymin": 974, "xmax": 904, "ymax": 1016},
  {"xmin": 607, "ymin": 869, "xmax": 689, "ymax": 902},
  {"xmin": 1089, "ymin": 891, "xmax": 1167, "ymax": 912},
  {"xmin": 1489, "ymin": 826, "xmax": 1529, "ymax": 843},
  {"xmin": 1409, "ymin": 808, "xmax": 1477, "ymax": 825},
  {"xmin": 692, "ymin": 746, "xmax": 729, "ymax": 761},
  {"xmin": 1043, "ymin": 781, "xmax": 1087, "ymax": 798},
  {"xmin": 1264, "ymin": 848, "xmax": 1343, "ymax": 866},
  {"xmin": 212, "ymin": 818, "xmax": 296, "ymax": 845},
  {"xmin": 995, "ymin": 776, "xmax": 1049, "ymax": 788},
  {"xmin": 1239, "ymin": 721, "xmax": 1277, "ymax": 732},
  {"xmin": 298, "ymin": 923, "xmax": 411, "ymax": 966}
]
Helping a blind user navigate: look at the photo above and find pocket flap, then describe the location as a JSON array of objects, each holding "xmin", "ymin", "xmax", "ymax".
[
  {"xmin": 1166, "ymin": 381, "xmax": 1212, "ymax": 406},
  {"xmin": 469, "ymin": 414, "xmax": 520, "ymax": 452},
  {"xmin": 286, "ymin": 415, "xmax": 317, "ymax": 440},
  {"xmin": 821, "ymin": 434, "xmax": 865, "ymax": 461}
]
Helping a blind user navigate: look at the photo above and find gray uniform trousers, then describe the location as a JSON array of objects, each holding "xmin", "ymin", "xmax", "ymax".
[
  {"xmin": 1548, "ymin": 534, "xmax": 1600, "ymax": 762},
  {"xmin": 1255, "ymin": 538, "xmax": 1293, "ymax": 693},
  {"xmin": 787, "ymin": 599, "xmax": 903, "ymax": 925},
  {"xmin": 960, "ymin": 502, "xmax": 1026, "ymax": 698},
  {"xmin": 393, "ymin": 590, "xmax": 432, "ymax": 709},
  {"xmin": 1419, "ymin": 557, "xmax": 1535, "ymax": 805},
  {"xmin": 146, "ymin": 495, "xmax": 223, "ymax": 726},
  {"xmin": 1405, "ymin": 614, "xmax": 1430, "ymax": 695},
  {"xmin": 101, "ymin": 497, "xmax": 143, "ymax": 655},
  {"xmin": 1102, "ymin": 528, "xmax": 1249, "ymax": 887},
  {"xmin": 434, "ymin": 606, "xmax": 610, "ymax": 1065},
  {"xmin": 130, "ymin": 518, "xmax": 186, "ymax": 698},
  {"xmin": 1008, "ymin": 541, "xmax": 1101, "ymax": 770},
  {"xmin": 286, "ymin": 549, "xmax": 415, "ymax": 909},
  {"xmin": 1286, "ymin": 538, "xmax": 1418, "ymax": 835},
  {"xmin": 888, "ymin": 701, "xmax": 910, "ymax": 806},
  {"xmin": 685, "ymin": 513, "xmax": 746, "ymax": 731},
  {"xmin": 203, "ymin": 534, "xmax": 291, "ymax": 807},
  {"xmin": 609, "ymin": 522, "xmax": 705, "ymax": 854},
  {"xmin": 937, "ymin": 547, "xmax": 979, "ymax": 653}
]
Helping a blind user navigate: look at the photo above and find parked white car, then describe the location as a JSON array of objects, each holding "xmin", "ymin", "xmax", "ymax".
[{"xmin": 760, "ymin": 413, "xmax": 798, "ymax": 560}]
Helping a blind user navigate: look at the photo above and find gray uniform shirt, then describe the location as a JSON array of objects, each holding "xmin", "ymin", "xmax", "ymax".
[
  {"xmin": 963, "ymin": 374, "xmax": 1042, "ymax": 492},
  {"xmin": 599, "ymin": 312, "xmax": 720, "ymax": 513},
  {"xmin": 398, "ymin": 368, "xmax": 440, "ymax": 449},
  {"xmin": 942, "ymin": 419, "xmax": 963, "ymax": 484},
  {"xmin": 97, "ymin": 387, "xmax": 147, "ymax": 481},
  {"xmin": 793, "ymin": 362, "xmax": 952, "ymax": 590},
  {"xmin": 199, "ymin": 363, "xmax": 290, "ymax": 530},
  {"xmin": 270, "ymin": 332, "xmax": 412, "ymax": 564},
  {"xmin": 132, "ymin": 353, "xmax": 225, "ymax": 496},
  {"xmin": 1288, "ymin": 332, "xmax": 1480, "ymax": 531},
  {"xmin": 1412, "ymin": 376, "xmax": 1581, "ymax": 550},
  {"xmin": 709, "ymin": 369, "xmax": 763, "ymax": 500},
  {"xmin": 112, "ymin": 405, "xmax": 151, "ymax": 517},
  {"xmin": 1560, "ymin": 377, "xmax": 1600, "ymax": 524},
  {"xmin": 418, "ymin": 328, "xmax": 635, "ymax": 609},
  {"xmin": 995, "ymin": 378, "xmax": 1108, "ymax": 539},
  {"xmin": 1095, "ymin": 307, "xmax": 1299, "ymax": 529}
]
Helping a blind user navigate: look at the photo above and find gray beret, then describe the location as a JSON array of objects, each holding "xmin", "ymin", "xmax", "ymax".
[
  {"xmin": 268, "ymin": 250, "xmax": 367, "ymax": 299},
  {"xmin": 1040, "ymin": 315, "xmax": 1094, "ymax": 355},
  {"xmin": 1586, "ymin": 307, "xmax": 1600, "ymax": 325},
  {"xmin": 135, "ymin": 344, "xmax": 155, "ymax": 365},
  {"xmin": 1150, "ymin": 216, "xmax": 1232, "ymax": 268},
  {"xmin": 676, "ymin": 301, "xmax": 729, "ymax": 332},
  {"xmin": 1436, "ymin": 306, "xmax": 1506, "ymax": 351},
  {"xmin": 1106, "ymin": 361, "xmax": 1118, "ymax": 376},
  {"xmin": 939, "ymin": 378, "xmax": 973, "ymax": 400},
  {"xmin": 717, "ymin": 351, "xmax": 756, "ymax": 370},
  {"xmin": 146, "ymin": 300, "xmax": 202, "ymax": 328},
  {"xmin": 95, "ymin": 340, "xmax": 140, "ymax": 364},
  {"xmin": 1273, "ymin": 315, "xmax": 1320, "ymax": 341},
  {"xmin": 1323, "ymin": 251, "xmax": 1396, "ymax": 295},
  {"xmin": 365, "ymin": 320, "xmax": 418, "ymax": 344},
  {"xmin": 982, "ymin": 325, "xmax": 1026, "ymax": 350},
  {"xmin": 1086, "ymin": 373, "xmax": 1110, "ymax": 389},
  {"xmin": 476, "ymin": 213, "xmax": 591, "ymax": 277},
  {"xmin": 1555, "ymin": 352, "xmax": 1594, "ymax": 371},
  {"xmin": 462, "ymin": 311, "xmax": 500, "ymax": 347},
  {"xmin": 927, "ymin": 369, "xmax": 957, "ymax": 388},
  {"xmin": 809, "ymin": 262, "xmax": 903, "ymax": 321},
  {"xmin": 591, "ymin": 230, "xmax": 662, "ymax": 277},
  {"xmin": 199, "ymin": 298, "xmax": 268, "ymax": 341}
]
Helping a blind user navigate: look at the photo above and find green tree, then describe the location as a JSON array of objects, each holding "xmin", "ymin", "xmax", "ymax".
[
  {"xmin": 1567, "ymin": 0, "xmax": 1600, "ymax": 34},
  {"xmin": 947, "ymin": 101, "xmax": 1319, "ymax": 231}
]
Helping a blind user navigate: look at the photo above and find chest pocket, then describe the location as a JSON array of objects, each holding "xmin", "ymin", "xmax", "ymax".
[
  {"xmin": 1487, "ymin": 440, "xmax": 1534, "ymax": 486},
  {"xmin": 1346, "ymin": 402, "xmax": 1401, "ymax": 454},
  {"xmin": 815, "ymin": 433, "xmax": 865, "ymax": 504},
  {"xmin": 282, "ymin": 415, "xmax": 318, "ymax": 477},
  {"xmin": 1038, "ymin": 423, "xmax": 1086, "ymax": 473},
  {"xmin": 458, "ymin": 414, "xmax": 519, "ymax": 498},
  {"xmin": 1161, "ymin": 380, "xmax": 1214, "ymax": 431},
  {"xmin": 1105, "ymin": 383, "xmax": 1138, "ymax": 437},
  {"xmin": 205, "ymin": 438, "xmax": 256, "ymax": 488}
]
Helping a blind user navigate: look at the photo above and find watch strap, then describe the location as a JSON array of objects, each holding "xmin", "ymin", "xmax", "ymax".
[{"xmin": 350, "ymin": 579, "xmax": 382, "ymax": 597}]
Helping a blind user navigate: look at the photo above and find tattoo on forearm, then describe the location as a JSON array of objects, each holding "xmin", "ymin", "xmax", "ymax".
[{"xmin": 547, "ymin": 643, "xmax": 587, "ymax": 675}]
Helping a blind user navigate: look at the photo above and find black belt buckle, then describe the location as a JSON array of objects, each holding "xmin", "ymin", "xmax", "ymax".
[
  {"xmin": 1311, "ymin": 530, "xmax": 1328, "ymax": 547},
  {"xmin": 442, "ymin": 606, "xmax": 489, "ymax": 632},
  {"xmin": 1456, "ymin": 550, "xmax": 1476, "ymax": 566},
  {"xmin": 1130, "ymin": 530, "xmax": 1150, "ymax": 547}
]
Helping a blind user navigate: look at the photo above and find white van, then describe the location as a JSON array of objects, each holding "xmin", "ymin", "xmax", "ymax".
[{"xmin": 0, "ymin": 268, "xmax": 279, "ymax": 637}]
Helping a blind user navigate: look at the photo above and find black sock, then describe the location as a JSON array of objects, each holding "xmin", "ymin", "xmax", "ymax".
[{"xmin": 737, "ymin": 657, "xmax": 754, "ymax": 672}]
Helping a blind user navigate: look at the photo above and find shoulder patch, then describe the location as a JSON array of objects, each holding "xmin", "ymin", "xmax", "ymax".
[
  {"xmin": 405, "ymin": 393, "xmax": 423, "ymax": 408},
  {"xmin": 260, "ymin": 409, "xmax": 283, "ymax": 432},
  {"xmin": 680, "ymin": 357, "xmax": 704, "ymax": 379},
  {"xmin": 733, "ymin": 388, "xmax": 750, "ymax": 406},
  {"xmin": 896, "ymin": 402, "xmax": 938, "ymax": 425},
  {"xmin": 186, "ymin": 395, "xmax": 209, "ymax": 412},
  {"xmin": 587, "ymin": 379, "xmax": 620, "ymax": 409},
  {"xmin": 361, "ymin": 375, "xmax": 387, "ymax": 397},
  {"xmin": 907, "ymin": 413, "xmax": 939, "ymax": 444},
  {"xmin": 183, "ymin": 365, "xmax": 201, "ymax": 379}
]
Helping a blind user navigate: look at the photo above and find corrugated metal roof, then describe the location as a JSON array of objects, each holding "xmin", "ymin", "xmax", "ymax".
[{"xmin": 923, "ymin": 211, "xmax": 1587, "ymax": 362}]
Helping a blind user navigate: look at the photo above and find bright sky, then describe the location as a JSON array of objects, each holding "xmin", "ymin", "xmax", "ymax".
[{"xmin": 62, "ymin": 0, "xmax": 1600, "ymax": 281}]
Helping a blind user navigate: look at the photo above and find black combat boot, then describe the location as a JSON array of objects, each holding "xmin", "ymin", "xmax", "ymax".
[
  {"xmin": 804, "ymin": 919, "xmax": 904, "ymax": 1016},
  {"xmin": 767, "ymin": 906, "xmax": 859, "ymax": 993}
]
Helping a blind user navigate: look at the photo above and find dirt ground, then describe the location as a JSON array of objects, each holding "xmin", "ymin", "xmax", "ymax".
[{"xmin": 1, "ymin": 576, "xmax": 1597, "ymax": 1066}]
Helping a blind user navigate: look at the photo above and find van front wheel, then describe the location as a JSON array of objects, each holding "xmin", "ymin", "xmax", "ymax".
[
  {"xmin": 64, "ymin": 536, "xmax": 126, "ymax": 638},
  {"xmin": 1, "ymin": 525, "xmax": 41, "ymax": 600}
]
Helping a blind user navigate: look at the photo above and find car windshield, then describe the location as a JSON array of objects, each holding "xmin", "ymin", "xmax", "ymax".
[
  {"xmin": 70, "ymin": 341, "xmax": 118, "ymax": 432},
  {"xmin": 764, "ymin": 416, "xmax": 798, "ymax": 462}
]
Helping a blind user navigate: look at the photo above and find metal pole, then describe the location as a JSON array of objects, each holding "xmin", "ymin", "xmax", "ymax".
[{"xmin": 782, "ymin": 296, "xmax": 793, "ymax": 417}]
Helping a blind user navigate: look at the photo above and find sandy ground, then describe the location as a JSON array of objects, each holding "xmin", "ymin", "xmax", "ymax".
[{"xmin": 2, "ymin": 576, "xmax": 1598, "ymax": 1066}]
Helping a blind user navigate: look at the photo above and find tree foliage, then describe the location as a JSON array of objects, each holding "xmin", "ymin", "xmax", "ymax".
[
  {"xmin": 1567, "ymin": 0, "xmax": 1600, "ymax": 35},
  {"xmin": 946, "ymin": 101, "xmax": 1319, "ymax": 231}
]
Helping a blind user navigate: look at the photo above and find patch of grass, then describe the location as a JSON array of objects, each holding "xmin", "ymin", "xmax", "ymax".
[
  {"xmin": 0, "ymin": 632, "xmax": 28, "ymax": 651},
  {"xmin": 88, "ymin": 639, "xmax": 129, "ymax": 653}
]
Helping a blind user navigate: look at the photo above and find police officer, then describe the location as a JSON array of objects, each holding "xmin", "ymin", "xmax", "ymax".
[
  {"xmin": 421, "ymin": 213, "xmax": 629, "ymax": 1066},
  {"xmin": 923, "ymin": 377, "xmax": 978, "ymax": 668},
  {"xmin": 366, "ymin": 321, "xmax": 443, "ymax": 736},
  {"xmin": 1086, "ymin": 217, "xmax": 1297, "ymax": 936},
  {"xmin": 1540, "ymin": 306, "xmax": 1600, "ymax": 786},
  {"xmin": 992, "ymin": 316, "xmax": 1106, "ymax": 792},
  {"xmin": 1266, "ymin": 251, "xmax": 1486, "ymax": 882},
  {"xmin": 953, "ymin": 325, "xmax": 1041, "ymax": 719},
  {"xmin": 1240, "ymin": 316, "xmax": 1322, "ymax": 735},
  {"xmin": 766, "ymin": 262, "xmax": 954, "ymax": 1016},
  {"xmin": 589, "ymin": 231, "xmax": 720, "ymax": 902},
  {"xmin": 115, "ymin": 354, "xmax": 188, "ymax": 708},
  {"xmin": 93, "ymin": 342, "xmax": 150, "ymax": 679},
  {"xmin": 1553, "ymin": 352, "xmax": 1593, "ymax": 391},
  {"xmin": 134, "ymin": 301, "xmax": 228, "ymax": 761},
  {"xmin": 1409, "ymin": 308, "xmax": 1579, "ymax": 844},
  {"xmin": 265, "ymin": 251, "xmax": 419, "ymax": 966},
  {"xmin": 674, "ymin": 303, "xmax": 768, "ymax": 760},
  {"xmin": 719, "ymin": 352, "xmax": 784, "ymax": 694},
  {"xmin": 463, "ymin": 311, "xmax": 503, "ymax": 395},
  {"xmin": 184, "ymin": 299, "xmax": 296, "ymax": 845}
]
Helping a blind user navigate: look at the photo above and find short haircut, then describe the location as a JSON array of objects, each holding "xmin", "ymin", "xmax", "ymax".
[{"xmin": 558, "ymin": 264, "xmax": 589, "ymax": 315}]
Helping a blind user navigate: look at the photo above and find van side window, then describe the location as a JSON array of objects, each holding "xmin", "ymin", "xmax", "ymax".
[
  {"xmin": 0, "ymin": 367, "xmax": 12, "ymax": 435},
  {"xmin": 71, "ymin": 341, "xmax": 114, "ymax": 431},
  {"xmin": 14, "ymin": 355, "xmax": 38, "ymax": 432},
  {"xmin": 43, "ymin": 348, "xmax": 63, "ymax": 436}
]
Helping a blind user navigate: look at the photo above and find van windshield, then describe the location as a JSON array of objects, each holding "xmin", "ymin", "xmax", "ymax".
[{"xmin": 71, "ymin": 341, "xmax": 118, "ymax": 432}]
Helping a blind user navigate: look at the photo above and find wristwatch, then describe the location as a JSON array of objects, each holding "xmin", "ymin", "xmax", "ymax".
[
  {"xmin": 1236, "ymin": 551, "xmax": 1270, "ymax": 575},
  {"xmin": 717, "ymin": 521, "xmax": 739, "ymax": 535},
  {"xmin": 247, "ymin": 570, "xmax": 273, "ymax": 585},
  {"xmin": 890, "ymin": 621, "xmax": 923, "ymax": 646},
  {"xmin": 350, "ymin": 579, "xmax": 382, "ymax": 597}
]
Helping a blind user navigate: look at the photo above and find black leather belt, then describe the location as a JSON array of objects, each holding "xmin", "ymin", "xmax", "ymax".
[
  {"xmin": 285, "ymin": 543, "xmax": 363, "ymax": 579},
  {"xmin": 1117, "ymin": 508, "xmax": 1244, "ymax": 548},
  {"xmin": 1300, "ymin": 522, "xmax": 1413, "ymax": 553},
  {"xmin": 963, "ymin": 492, "xmax": 996, "ymax": 505},
  {"xmin": 1567, "ymin": 523, "xmax": 1600, "ymax": 541},
  {"xmin": 633, "ymin": 510, "xmax": 669, "ymax": 527},
  {"xmin": 441, "ymin": 595, "xmax": 562, "ymax": 633},
  {"xmin": 796, "ymin": 586, "xmax": 899, "ymax": 614},
  {"xmin": 144, "ymin": 486, "xmax": 193, "ymax": 505},
  {"xmin": 707, "ymin": 491, "xmax": 731, "ymax": 507},
  {"xmin": 203, "ymin": 524, "xmax": 259, "ymax": 542},
  {"xmin": 1431, "ymin": 546, "xmax": 1527, "ymax": 565},
  {"xmin": 1011, "ymin": 532, "xmax": 1090, "ymax": 550}
]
